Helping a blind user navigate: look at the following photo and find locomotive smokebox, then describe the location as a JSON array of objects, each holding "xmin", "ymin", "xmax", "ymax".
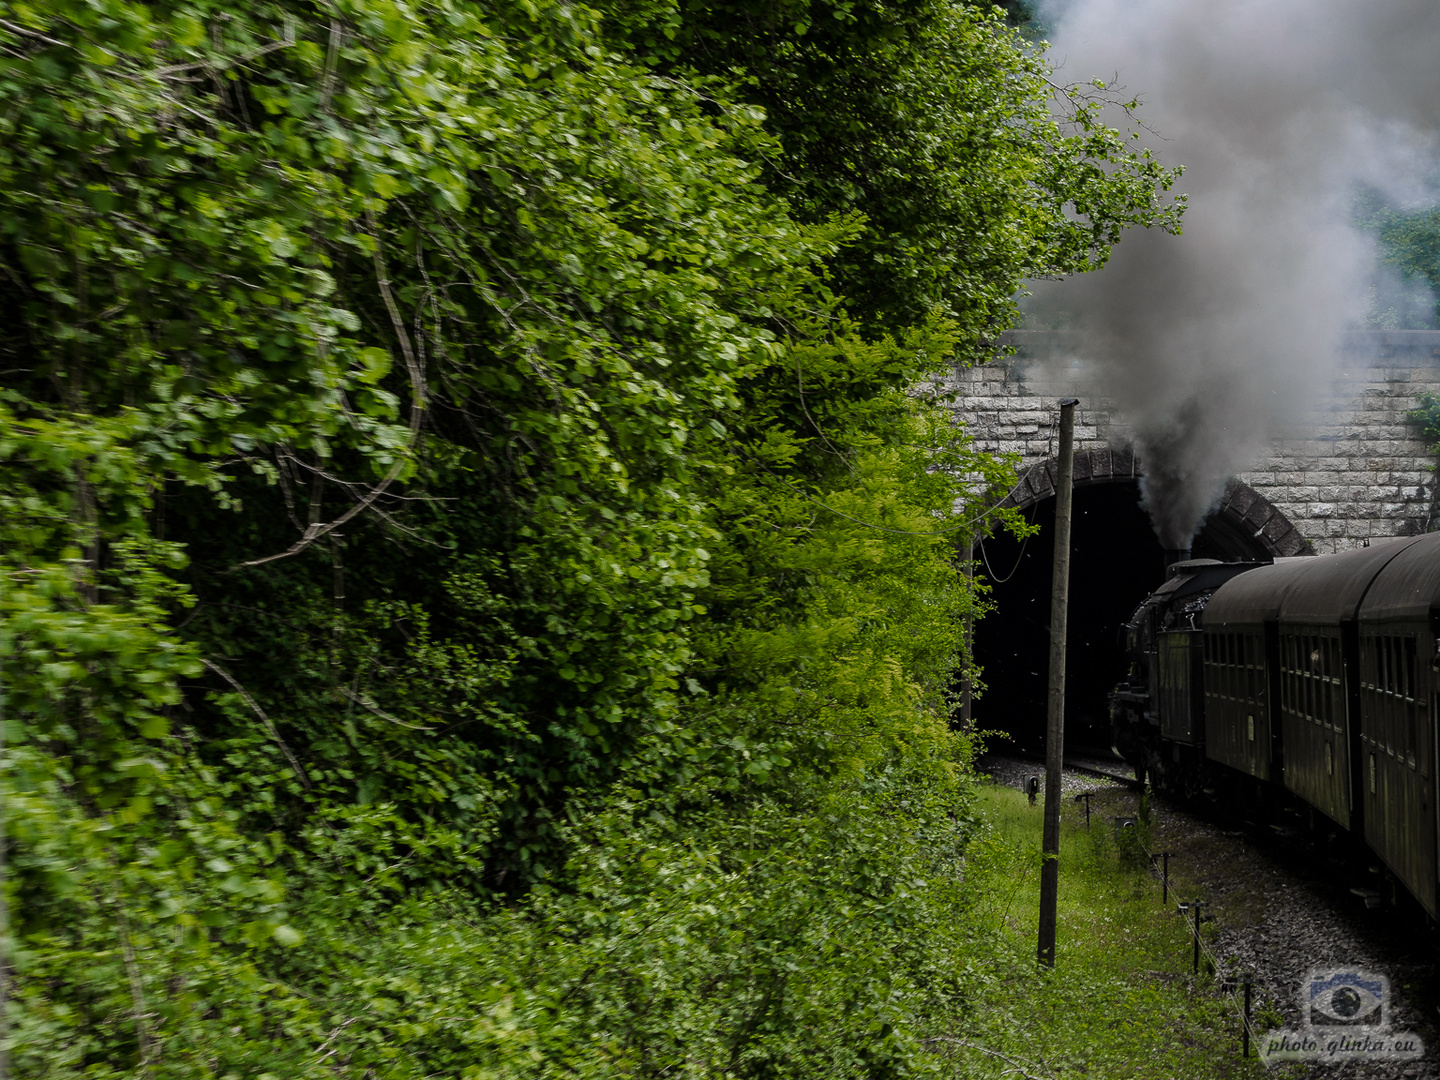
[{"xmin": 1164, "ymin": 548, "xmax": 1192, "ymax": 575}]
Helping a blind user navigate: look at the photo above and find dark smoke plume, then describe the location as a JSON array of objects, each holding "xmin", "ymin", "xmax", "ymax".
[{"xmin": 1027, "ymin": 0, "xmax": 1440, "ymax": 548}]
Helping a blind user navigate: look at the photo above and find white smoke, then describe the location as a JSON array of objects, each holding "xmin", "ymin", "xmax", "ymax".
[{"xmin": 1027, "ymin": 0, "xmax": 1440, "ymax": 547}]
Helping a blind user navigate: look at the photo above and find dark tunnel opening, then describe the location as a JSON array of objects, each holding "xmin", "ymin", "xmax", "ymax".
[{"xmin": 971, "ymin": 480, "xmax": 1269, "ymax": 757}]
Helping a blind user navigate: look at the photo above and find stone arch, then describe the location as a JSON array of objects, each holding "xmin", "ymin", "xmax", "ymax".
[{"xmin": 998, "ymin": 448, "xmax": 1314, "ymax": 559}]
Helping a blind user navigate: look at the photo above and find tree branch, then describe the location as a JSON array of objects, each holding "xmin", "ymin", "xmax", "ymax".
[
  {"xmin": 201, "ymin": 659, "xmax": 313, "ymax": 790},
  {"xmin": 338, "ymin": 686, "xmax": 436, "ymax": 731},
  {"xmin": 0, "ymin": 18, "xmax": 69, "ymax": 48},
  {"xmin": 230, "ymin": 215, "xmax": 427, "ymax": 570}
]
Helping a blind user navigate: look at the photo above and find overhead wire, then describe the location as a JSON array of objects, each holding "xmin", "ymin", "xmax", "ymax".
[
  {"xmin": 978, "ymin": 501, "xmax": 1038, "ymax": 583},
  {"xmin": 975, "ymin": 416, "xmax": 1057, "ymax": 582}
]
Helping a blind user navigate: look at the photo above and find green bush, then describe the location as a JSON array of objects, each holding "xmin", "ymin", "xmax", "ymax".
[{"xmin": 0, "ymin": 0, "xmax": 1181, "ymax": 1071}]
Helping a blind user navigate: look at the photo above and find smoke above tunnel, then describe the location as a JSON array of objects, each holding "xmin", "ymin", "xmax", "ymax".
[{"xmin": 1027, "ymin": 0, "xmax": 1440, "ymax": 548}]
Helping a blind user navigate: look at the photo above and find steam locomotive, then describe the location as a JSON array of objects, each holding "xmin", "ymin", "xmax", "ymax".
[{"xmin": 1109, "ymin": 533, "xmax": 1440, "ymax": 916}]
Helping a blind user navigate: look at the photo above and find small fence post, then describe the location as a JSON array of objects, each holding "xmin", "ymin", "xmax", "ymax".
[
  {"xmin": 1149, "ymin": 851, "xmax": 1171, "ymax": 905},
  {"xmin": 1243, "ymin": 977, "xmax": 1253, "ymax": 1058},
  {"xmin": 1075, "ymin": 791, "xmax": 1092, "ymax": 827},
  {"xmin": 1177, "ymin": 901, "xmax": 1207, "ymax": 974}
]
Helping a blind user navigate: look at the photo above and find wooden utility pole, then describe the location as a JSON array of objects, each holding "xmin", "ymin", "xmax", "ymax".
[{"xmin": 1037, "ymin": 398, "xmax": 1078, "ymax": 968}]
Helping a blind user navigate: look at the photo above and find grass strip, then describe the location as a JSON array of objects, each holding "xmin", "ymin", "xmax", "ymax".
[{"xmin": 930, "ymin": 783, "xmax": 1269, "ymax": 1078}]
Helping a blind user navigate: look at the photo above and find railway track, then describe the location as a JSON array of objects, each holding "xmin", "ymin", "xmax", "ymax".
[
  {"xmin": 980, "ymin": 751, "xmax": 1143, "ymax": 790},
  {"xmin": 1062, "ymin": 754, "xmax": 1143, "ymax": 789}
]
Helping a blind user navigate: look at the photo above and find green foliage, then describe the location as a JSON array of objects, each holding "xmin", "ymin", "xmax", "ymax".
[
  {"xmin": 0, "ymin": 0, "xmax": 1180, "ymax": 1072},
  {"xmin": 1354, "ymin": 186, "xmax": 1440, "ymax": 329},
  {"xmin": 604, "ymin": 0, "xmax": 1185, "ymax": 339},
  {"xmin": 1407, "ymin": 391, "xmax": 1440, "ymax": 454}
]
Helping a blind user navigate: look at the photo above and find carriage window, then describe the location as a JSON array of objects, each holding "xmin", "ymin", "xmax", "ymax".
[
  {"xmin": 1253, "ymin": 638, "xmax": 1264, "ymax": 699},
  {"xmin": 1301, "ymin": 639, "xmax": 1313, "ymax": 722},
  {"xmin": 1284, "ymin": 639, "xmax": 1296, "ymax": 714},
  {"xmin": 1306, "ymin": 638, "xmax": 1316, "ymax": 721},
  {"xmin": 1296, "ymin": 638, "xmax": 1305, "ymax": 718},
  {"xmin": 1405, "ymin": 637, "xmax": 1417, "ymax": 701},
  {"xmin": 1333, "ymin": 638, "xmax": 1342, "ymax": 725},
  {"xmin": 1321, "ymin": 639, "xmax": 1331, "ymax": 726},
  {"xmin": 1295, "ymin": 635, "xmax": 1305, "ymax": 720},
  {"xmin": 1326, "ymin": 637, "xmax": 1336, "ymax": 726}
]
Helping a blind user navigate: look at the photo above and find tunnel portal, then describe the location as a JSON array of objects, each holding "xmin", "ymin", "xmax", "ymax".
[{"xmin": 971, "ymin": 478, "xmax": 1276, "ymax": 756}]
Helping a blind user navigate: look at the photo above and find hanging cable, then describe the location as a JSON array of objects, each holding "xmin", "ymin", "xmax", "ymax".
[
  {"xmin": 974, "ymin": 414, "xmax": 1058, "ymax": 581},
  {"xmin": 978, "ymin": 502, "xmax": 1038, "ymax": 583}
]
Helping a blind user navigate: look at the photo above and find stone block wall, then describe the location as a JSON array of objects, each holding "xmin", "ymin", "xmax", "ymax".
[{"xmin": 940, "ymin": 330, "xmax": 1440, "ymax": 555}]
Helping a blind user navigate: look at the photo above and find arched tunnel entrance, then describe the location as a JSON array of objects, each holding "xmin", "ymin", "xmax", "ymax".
[{"xmin": 971, "ymin": 472, "xmax": 1304, "ymax": 756}]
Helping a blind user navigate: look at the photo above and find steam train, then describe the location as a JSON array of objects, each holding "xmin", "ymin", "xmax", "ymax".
[{"xmin": 1109, "ymin": 533, "xmax": 1440, "ymax": 917}]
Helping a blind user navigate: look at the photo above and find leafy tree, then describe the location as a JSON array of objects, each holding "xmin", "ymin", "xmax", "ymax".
[
  {"xmin": 0, "ymin": 0, "xmax": 1181, "ymax": 1071},
  {"xmin": 605, "ymin": 0, "xmax": 1184, "ymax": 337}
]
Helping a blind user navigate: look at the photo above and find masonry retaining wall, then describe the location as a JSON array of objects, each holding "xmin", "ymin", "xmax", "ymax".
[{"xmin": 943, "ymin": 330, "xmax": 1440, "ymax": 555}]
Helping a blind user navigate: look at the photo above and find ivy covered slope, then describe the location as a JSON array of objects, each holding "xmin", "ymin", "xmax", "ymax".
[{"xmin": 1, "ymin": 0, "xmax": 1180, "ymax": 1074}]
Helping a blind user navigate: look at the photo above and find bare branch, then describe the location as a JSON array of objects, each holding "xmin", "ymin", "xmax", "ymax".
[
  {"xmin": 338, "ymin": 686, "xmax": 436, "ymax": 731},
  {"xmin": 230, "ymin": 215, "xmax": 427, "ymax": 570},
  {"xmin": 0, "ymin": 18, "xmax": 69, "ymax": 48},
  {"xmin": 320, "ymin": 18, "xmax": 342, "ymax": 111},
  {"xmin": 151, "ymin": 16, "xmax": 296, "ymax": 78},
  {"xmin": 113, "ymin": 903, "xmax": 156, "ymax": 1077},
  {"xmin": 312, "ymin": 1013, "xmax": 364, "ymax": 1067},
  {"xmin": 201, "ymin": 659, "xmax": 313, "ymax": 790}
]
